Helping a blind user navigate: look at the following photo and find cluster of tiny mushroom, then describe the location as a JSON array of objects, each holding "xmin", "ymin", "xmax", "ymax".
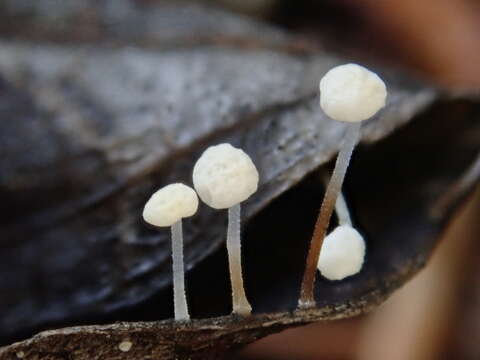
[
  {"xmin": 143, "ymin": 143, "xmax": 258, "ymax": 319},
  {"xmin": 142, "ymin": 63, "xmax": 387, "ymax": 319}
]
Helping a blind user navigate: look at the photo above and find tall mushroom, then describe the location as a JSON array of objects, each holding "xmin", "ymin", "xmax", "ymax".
[
  {"xmin": 142, "ymin": 183, "xmax": 199, "ymax": 321},
  {"xmin": 299, "ymin": 63, "xmax": 387, "ymax": 309},
  {"xmin": 193, "ymin": 143, "xmax": 259, "ymax": 316}
]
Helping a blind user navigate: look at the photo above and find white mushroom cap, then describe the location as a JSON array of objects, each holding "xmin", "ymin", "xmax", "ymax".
[
  {"xmin": 317, "ymin": 225, "xmax": 366, "ymax": 280},
  {"xmin": 193, "ymin": 143, "xmax": 259, "ymax": 209},
  {"xmin": 319, "ymin": 63, "xmax": 387, "ymax": 123},
  {"xmin": 143, "ymin": 183, "xmax": 198, "ymax": 227}
]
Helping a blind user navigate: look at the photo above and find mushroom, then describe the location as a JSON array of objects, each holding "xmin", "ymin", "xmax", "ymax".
[
  {"xmin": 317, "ymin": 190, "xmax": 366, "ymax": 280},
  {"xmin": 317, "ymin": 225, "xmax": 366, "ymax": 280},
  {"xmin": 142, "ymin": 183, "xmax": 199, "ymax": 321},
  {"xmin": 299, "ymin": 63, "xmax": 387, "ymax": 309},
  {"xmin": 193, "ymin": 143, "xmax": 259, "ymax": 316}
]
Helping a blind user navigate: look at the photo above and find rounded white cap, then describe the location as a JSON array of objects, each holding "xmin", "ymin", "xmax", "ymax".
[
  {"xmin": 192, "ymin": 143, "xmax": 259, "ymax": 209},
  {"xmin": 319, "ymin": 63, "xmax": 387, "ymax": 123},
  {"xmin": 142, "ymin": 183, "xmax": 198, "ymax": 227},
  {"xmin": 317, "ymin": 225, "xmax": 366, "ymax": 280}
]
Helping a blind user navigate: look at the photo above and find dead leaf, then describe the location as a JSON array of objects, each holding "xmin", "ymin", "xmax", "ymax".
[{"xmin": 0, "ymin": 2, "xmax": 479, "ymax": 358}]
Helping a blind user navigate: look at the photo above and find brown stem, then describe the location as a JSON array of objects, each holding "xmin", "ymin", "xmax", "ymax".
[{"xmin": 298, "ymin": 123, "xmax": 361, "ymax": 309}]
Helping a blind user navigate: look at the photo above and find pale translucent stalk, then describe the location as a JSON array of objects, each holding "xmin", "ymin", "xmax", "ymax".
[
  {"xmin": 171, "ymin": 220, "xmax": 190, "ymax": 321},
  {"xmin": 335, "ymin": 190, "xmax": 352, "ymax": 226},
  {"xmin": 299, "ymin": 123, "xmax": 361, "ymax": 309},
  {"xmin": 227, "ymin": 204, "xmax": 252, "ymax": 315}
]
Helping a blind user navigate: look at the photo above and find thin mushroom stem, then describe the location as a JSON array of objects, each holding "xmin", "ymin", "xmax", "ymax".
[
  {"xmin": 322, "ymin": 174, "xmax": 352, "ymax": 226},
  {"xmin": 227, "ymin": 203, "xmax": 252, "ymax": 315},
  {"xmin": 335, "ymin": 190, "xmax": 352, "ymax": 226},
  {"xmin": 171, "ymin": 219, "xmax": 190, "ymax": 321},
  {"xmin": 298, "ymin": 123, "xmax": 361, "ymax": 309}
]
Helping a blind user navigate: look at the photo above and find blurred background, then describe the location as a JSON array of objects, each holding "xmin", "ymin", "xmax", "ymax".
[
  {"xmin": 1, "ymin": 1, "xmax": 479, "ymax": 359},
  {"xmin": 2, "ymin": 0, "xmax": 480, "ymax": 88}
]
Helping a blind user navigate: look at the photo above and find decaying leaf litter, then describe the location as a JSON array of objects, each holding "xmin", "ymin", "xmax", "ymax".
[{"xmin": 0, "ymin": 2, "xmax": 479, "ymax": 359}]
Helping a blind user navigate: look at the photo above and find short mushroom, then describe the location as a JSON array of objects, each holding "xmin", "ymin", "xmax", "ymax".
[
  {"xmin": 142, "ymin": 183, "xmax": 198, "ymax": 321},
  {"xmin": 317, "ymin": 191, "xmax": 366, "ymax": 280},
  {"xmin": 299, "ymin": 63, "xmax": 387, "ymax": 309},
  {"xmin": 193, "ymin": 143, "xmax": 259, "ymax": 316},
  {"xmin": 317, "ymin": 225, "xmax": 365, "ymax": 280}
]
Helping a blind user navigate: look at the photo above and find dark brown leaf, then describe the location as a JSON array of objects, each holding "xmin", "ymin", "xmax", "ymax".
[{"xmin": 0, "ymin": 2, "xmax": 479, "ymax": 358}]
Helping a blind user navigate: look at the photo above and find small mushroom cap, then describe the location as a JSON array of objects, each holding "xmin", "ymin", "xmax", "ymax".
[
  {"xmin": 317, "ymin": 225, "xmax": 366, "ymax": 281},
  {"xmin": 142, "ymin": 183, "xmax": 198, "ymax": 227},
  {"xmin": 193, "ymin": 143, "xmax": 259, "ymax": 209},
  {"xmin": 319, "ymin": 63, "xmax": 387, "ymax": 123}
]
